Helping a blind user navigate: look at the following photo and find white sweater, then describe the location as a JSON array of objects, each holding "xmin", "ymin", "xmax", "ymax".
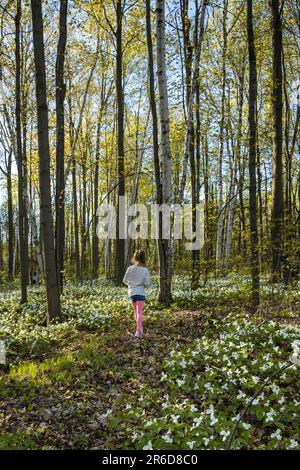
[{"xmin": 123, "ymin": 265, "xmax": 151, "ymax": 298}]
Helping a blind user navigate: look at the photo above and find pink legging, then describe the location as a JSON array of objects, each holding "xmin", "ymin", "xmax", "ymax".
[{"xmin": 132, "ymin": 301, "xmax": 144, "ymax": 333}]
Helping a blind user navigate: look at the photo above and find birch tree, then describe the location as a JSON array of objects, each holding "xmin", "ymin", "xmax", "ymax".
[
  {"xmin": 247, "ymin": 0, "xmax": 260, "ymax": 308},
  {"xmin": 155, "ymin": 0, "xmax": 172, "ymax": 304}
]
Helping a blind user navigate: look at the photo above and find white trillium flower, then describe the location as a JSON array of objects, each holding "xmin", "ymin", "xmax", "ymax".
[
  {"xmin": 204, "ymin": 383, "xmax": 214, "ymax": 392},
  {"xmin": 288, "ymin": 439, "xmax": 298, "ymax": 449},
  {"xmin": 231, "ymin": 413, "xmax": 241, "ymax": 422},
  {"xmin": 162, "ymin": 433, "xmax": 173, "ymax": 444},
  {"xmin": 291, "ymin": 340, "xmax": 300, "ymax": 364},
  {"xmin": 143, "ymin": 441, "xmax": 153, "ymax": 450},
  {"xmin": 265, "ymin": 410, "xmax": 276, "ymax": 423},
  {"xmin": 242, "ymin": 423, "xmax": 251, "ymax": 430},
  {"xmin": 271, "ymin": 429, "xmax": 282, "ymax": 441},
  {"xmin": 193, "ymin": 417, "xmax": 203, "ymax": 427},
  {"xmin": 167, "ymin": 359, "xmax": 175, "ymax": 367},
  {"xmin": 187, "ymin": 440, "xmax": 195, "ymax": 449},
  {"xmin": 180, "ymin": 359, "xmax": 187, "ymax": 368},
  {"xmin": 210, "ymin": 415, "xmax": 218, "ymax": 426},
  {"xmin": 177, "ymin": 379, "xmax": 185, "ymax": 387},
  {"xmin": 205, "ymin": 404, "xmax": 215, "ymax": 415},
  {"xmin": 220, "ymin": 430, "xmax": 230, "ymax": 441},
  {"xmin": 170, "ymin": 414, "xmax": 180, "ymax": 424}
]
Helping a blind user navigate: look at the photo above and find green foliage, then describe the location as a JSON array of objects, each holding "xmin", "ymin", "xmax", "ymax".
[
  {"xmin": 0, "ymin": 276, "xmax": 299, "ymax": 450},
  {"xmin": 118, "ymin": 315, "xmax": 299, "ymax": 450},
  {"xmin": 0, "ymin": 433, "xmax": 36, "ymax": 450}
]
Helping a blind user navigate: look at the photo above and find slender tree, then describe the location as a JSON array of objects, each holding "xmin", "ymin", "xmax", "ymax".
[
  {"xmin": 146, "ymin": 0, "xmax": 168, "ymax": 301},
  {"xmin": 55, "ymin": 0, "xmax": 68, "ymax": 291},
  {"xmin": 15, "ymin": 0, "xmax": 28, "ymax": 303},
  {"xmin": 216, "ymin": 0, "xmax": 228, "ymax": 273},
  {"xmin": 31, "ymin": 0, "xmax": 61, "ymax": 321},
  {"xmin": 270, "ymin": 0, "xmax": 284, "ymax": 280},
  {"xmin": 155, "ymin": 0, "xmax": 172, "ymax": 304},
  {"xmin": 6, "ymin": 150, "xmax": 14, "ymax": 282},
  {"xmin": 247, "ymin": 0, "xmax": 260, "ymax": 309},
  {"xmin": 114, "ymin": 0, "xmax": 126, "ymax": 285},
  {"xmin": 92, "ymin": 114, "xmax": 101, "ymax": 279}
]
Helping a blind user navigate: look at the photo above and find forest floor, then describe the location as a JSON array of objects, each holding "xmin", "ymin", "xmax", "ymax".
[{"xmin": 0, "ymin": 275, "xmax": 299, "ymax": 450}]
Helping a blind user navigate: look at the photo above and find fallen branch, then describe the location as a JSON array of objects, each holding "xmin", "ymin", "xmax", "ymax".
[{"xmin": 226, "ymin": 360, "xmax": 294, "ymax": 450}]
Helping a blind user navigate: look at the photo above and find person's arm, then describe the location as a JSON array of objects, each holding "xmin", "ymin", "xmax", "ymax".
[
  {"xmin": 123, "ymin": 268, "xmax": 130, "ymax": 286},
  {"xmin": 144, "ymin": 269, "xmax": 151, "ymax": 287}
]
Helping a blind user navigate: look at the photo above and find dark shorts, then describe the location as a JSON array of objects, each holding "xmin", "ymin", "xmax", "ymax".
[{"xmin": 130, "ymin": 295, "xmax": 146, "ymax": 303}]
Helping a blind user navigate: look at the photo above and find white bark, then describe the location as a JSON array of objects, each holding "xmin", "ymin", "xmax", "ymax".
[
  {"xmin": 155, "ymin": 0, "xmax": 173, "ymax": 302},
  {"xmin": 224, "ymin": 160, "xmax": 238, "ymax": 263},
  {"xmin": 216, "ymin": 0, "xmax": 228, "ymax": 271},
  {"xmin": 156, "ymin": 0, "xmax": 172, "ymax": 206}
]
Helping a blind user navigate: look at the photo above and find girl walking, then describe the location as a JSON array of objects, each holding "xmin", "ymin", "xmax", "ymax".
[{"xmin": 123, "ymin": 249, "xmax": 151, "ymax": 339}]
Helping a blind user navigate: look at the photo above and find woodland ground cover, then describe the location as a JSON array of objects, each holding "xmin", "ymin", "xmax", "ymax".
[{"xmin": 0, "ymin": 275, "xmax": 299, "ymax": 450}]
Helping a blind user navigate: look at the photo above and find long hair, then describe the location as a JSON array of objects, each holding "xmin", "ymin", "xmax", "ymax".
[{"xmin": 132, "ymin": 249, "xmax": 147, "ymax": 265}]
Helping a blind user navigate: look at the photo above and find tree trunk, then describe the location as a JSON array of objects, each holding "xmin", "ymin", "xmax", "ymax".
[
  {"xmin": 15, "ymin": 0, "xmax": 28, "ymax": 303},
  {"xmin": 114, "ymin": 0, "xmax": 126, "ymax": 285},
  {"xmin": 216, "ymin": 0, "xmax": 228, "ymax": 274},
  {"xmin": 146, "ymin": 0, "xmax": 169, "ymax": 301},
  {"xmin": 270, "ymin": 0, "xmax": 284, "ymax": 280},
  {"xmin": 0, "ymin": 225, "xmax": 3, "ymax": 275},
  {"xmin": 55, "ymin": 0, "xmax": 68, "ymax": 291},
  {"xmin": 224, "ymin": 62, "xmax": 245, "ymax": 267},
  {"xmin": 247, "ymin": 0, "xmax": 260, "ymax": 309},
  {"xmin": 21, "ymin": 36, "xmax": 29, "ymax": 287},
  {"xmin": 31, "ymin": 0, "xmax": 61, "ymax": 321},
  {"xmin": 155, "ymin": 0, "xmax": 173, "ymax": 304},
  {"xmin": 68, "ymin": 86, "xmax": 81, "ymax": 279},
  {"xmin": 81, "ymin": 160, "xmax": 87, "ymax": 277},
  {"xmin": 7, "ymin": 151, "xmax": 14, "ymax": 282},
  {"xmin": 180, "ymin": 0, "xmax": 198, "ymax": 289},
  {"xmin": 92, "ymin": 116, "xmax": 101, "ymax": 279}
]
